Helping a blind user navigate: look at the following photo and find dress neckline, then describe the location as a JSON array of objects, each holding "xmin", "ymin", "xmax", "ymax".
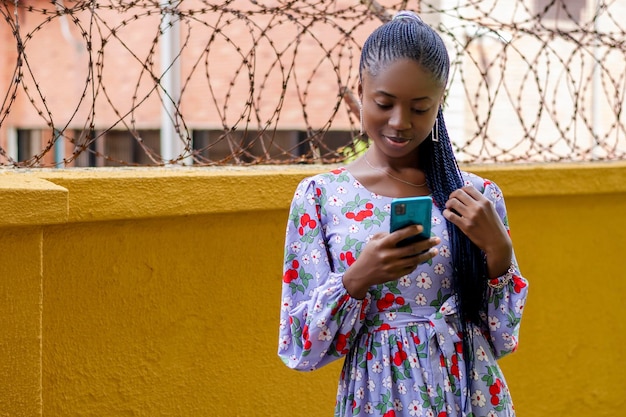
[{"xmin": 341, "ymin": 166, "xmax": 432, "ymax": 200}]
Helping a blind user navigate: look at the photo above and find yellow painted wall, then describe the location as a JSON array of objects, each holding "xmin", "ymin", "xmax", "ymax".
[{"xmin": 0, "ymin": 163, "xmax": 624, "ymax": 416}]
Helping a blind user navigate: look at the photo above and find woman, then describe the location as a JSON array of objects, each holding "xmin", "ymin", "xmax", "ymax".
[{"xmin": 278, "ymin": 11, "xmax": 528, "ymax": 417}]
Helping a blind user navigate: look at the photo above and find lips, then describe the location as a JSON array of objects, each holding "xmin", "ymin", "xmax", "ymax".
[{"xmin": 385, "ymin": 135, "xmax": 412, "ymax": 145}]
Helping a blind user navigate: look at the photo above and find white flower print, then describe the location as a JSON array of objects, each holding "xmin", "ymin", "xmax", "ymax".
[
  {"xmin": 432, "ymin": 215, "xmax": 442, "ymax": 225},
  {"xmin": 279, "ymin": 335, "xmax": 291, "ymax": 351},
  {"xmin": 505, "ymin": 335, "xmax": 518, "ymax": 351},
  {"xmin": 356, "ymin": 387, "xmax": 365, "ymax": 399},
  {"xmin": 487, "ymin": 411, "xmax": 498, "ymax": 417},
  {"xmin": 415, "ymin": 293, "xmax": 427, "ymax": 306},
  {"xmin": 442, "ymin": 229, "xmax": 449, "ymax": 241},
  {"xmin": 488, "ymin": 315, "xmax": 501, "ymax": 331},
  {"xmin": 470, "ymin": 368, "xmax": 480, "ymax": 381},
  {"xmin": 516, "ymin": 298, "xmax": 525, "ymax": 314},
  {"xmin": 336, "ymin": 186, "xmax": 347, "ymax": 194},
  {"xmin": 294, "ymin": 189, "xmax": 303, "ymax": 200},
  {"xmin": 441, "ymin": 277, "xmax": 451, "ymax": 289},
  {"xmin": 425, "ymin": 410, "xmax": 435, "ymax": 417},
  {"xmin": 301, "ymin": 254, "xmax": 310, "ymax": 264},
  {"xmin": 310, "ymin": 249, "xmax": 321, "ymax": 264},
  {"xmin": 491, "ymin": 187, "xmax": 502, "ymax": 201},
  {"xmin": 350, "ymin": 367, "xmax": 363, "ymax": 381},
  {"xmin": 382, "ymin": 354, "xmax": 390, "ymax": 367},
  {"xmin": 439, "ymin": 244, "xmax": 451, "ymax": 257},
  {"xmin": 397, "ymin": 382, "xmax": 408, "ymax": 395},
  {"xmin": 476, "ymin": 346, "xmax": 488, "ymax": 361},
  {"xmin": 444, "ymin": 377, "xmax": 451, "ymax": 392},
  {"xmin": 416, "ymin": 272, "xmax": 432, "ymax": 289},
  {"xmin": 349, "ymin": 224, "xmax": 360, "ymax": 234},
  {"xmin": 318, "ymin": 326, "xmax": 332, "ymax": 341},
  {"xmin": 372, "ymin": 361, "xmax": 383, "ymax": 374},
  {"xmin": 383, "ymin": 375, "xmax": 392, "ymax": 389},
  {"xmin": 353, "ymin": 180, "xmax": 364, "ymax": 189},
  {"xmin": 385, "ymin": 312, "xmax": 397, "ymax": 321},
  {"xmin": 313, "ymin": 301, "xmax": 323, "ymax": 313},
  {"xmin": 408, "ymin": 354, "xmax": 419, "ymax": 368},
  {"xmin": 471, "ymin": 390, "xmax": 487, "ymax": 407},
  {"xmin": 394, "ymin": 398, "xmax": 403, "ymax": 411},
  {"xmin": 367, "ymin": 379, "xmax": 376, "ymax": 392},
  {"xmin": 383, "ymin": 203, "xmax": 391, "ymax": 213},
  {"xmin": 363, "ymin": 402, "xmax": 374, "ymax": 414},
  {"xmin": 290, "ymin": 241, "xmax": 302, "ymax": 253},
  {"xmin": 333, "ymin": 235, "xmax": 342, "ymax": 244},
  {"xmin": 370, "ymin": 192, "xmax": 382, "ymax": 199},
  {"xmin": 399, "ymin": 276, "xmax": 412, "ymax": 287},
  {"xmin": 440, "ymin": 302, "xmax": 453, "ymax": 315},
  {"xmin": 306, "ymin": 192, "xmax": 315, "ymax": 205},
  {"xmin": 281, "ymin": 296, "xmax": 293, "ymax": 311},
  {"xmin": 279, "ymin": 318, "xmax": 287, "ymax": 330},
  {"xmin": 332, "ymin": 214, "xmax": 340, "ymax": 225},
  {"xmin": 408, "ymin": 400, "xmax": 422, "ymax": 416},
  {"xmin": 328, "ymin": 195, "xmax": 344, "ymax": 206}
]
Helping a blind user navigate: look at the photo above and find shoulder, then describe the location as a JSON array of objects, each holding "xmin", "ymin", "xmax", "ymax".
[
  {"xmin": 294, "ymin": 166, "xmax": 352, "ymax": 192},
  {"xmin": 460, "ymin": 170, "xmax": 504, "ymax": 202}
]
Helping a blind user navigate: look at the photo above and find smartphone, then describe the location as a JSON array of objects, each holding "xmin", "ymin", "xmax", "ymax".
[{"xmin": 390, "ymin": 196, "xmax": 433, "ymax": 247}]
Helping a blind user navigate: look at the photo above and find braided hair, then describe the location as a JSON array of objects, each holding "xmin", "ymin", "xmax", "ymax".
[{"xmin": 359, "ymin": 10, "xmax": 489, "ymax": 401}]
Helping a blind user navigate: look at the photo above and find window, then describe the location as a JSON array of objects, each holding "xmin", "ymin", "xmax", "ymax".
[{"xmin": 535, "ymin": 0, "xmax": 587, "ymax": 23}]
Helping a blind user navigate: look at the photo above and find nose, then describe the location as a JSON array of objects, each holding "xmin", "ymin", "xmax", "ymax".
[{"xmin": 388, "ymin": 106, "xmax": 412, "ymax": 131}]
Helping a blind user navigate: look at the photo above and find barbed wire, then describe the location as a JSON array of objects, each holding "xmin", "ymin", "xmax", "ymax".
[{"xmin": 0, "ymin": 0, "xmax": 624, "ymax": 167}]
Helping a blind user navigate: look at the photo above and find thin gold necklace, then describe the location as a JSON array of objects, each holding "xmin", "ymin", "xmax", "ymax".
[{"xmin": 363, "ymin": 153, "xmax": 427, "ymax": 188}]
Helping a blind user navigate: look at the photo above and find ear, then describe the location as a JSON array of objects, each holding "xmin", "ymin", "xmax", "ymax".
[{"xmin": 438, "ymin": 90, "xmax": 446, "ymax": 108}]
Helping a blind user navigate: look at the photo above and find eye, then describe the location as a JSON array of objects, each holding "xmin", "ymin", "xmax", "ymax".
[
  {"xmin": 412, "ymin": 108, "xmax": 428, "ymax": 114},
  {"xmin": 375, "ymin": 102, "xmax": 392, "ymax": 110}
]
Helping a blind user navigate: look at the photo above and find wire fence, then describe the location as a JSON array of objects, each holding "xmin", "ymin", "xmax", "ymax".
[{"xmin": 1, "ymin": 0, "xmax": 624, "ymax": 167}]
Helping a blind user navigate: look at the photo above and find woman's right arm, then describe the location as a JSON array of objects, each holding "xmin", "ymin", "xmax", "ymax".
[{"xmin": 277, "ymin": 177, "xmax": 371, "ymax": 371}]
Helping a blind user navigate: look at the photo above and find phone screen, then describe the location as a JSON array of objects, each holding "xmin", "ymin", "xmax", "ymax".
[{"xmin": 390, "ymin": 196, "xmax": 433, "ymax": 246}]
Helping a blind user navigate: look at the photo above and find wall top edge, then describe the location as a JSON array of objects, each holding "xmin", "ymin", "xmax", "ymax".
[
  {"xmin": 0, "ymin": 175, "xmax": 69, "ymax": 227},
  {"xmin": 0, "ymin": 162, "xmax": 623, "ymax": 224}
]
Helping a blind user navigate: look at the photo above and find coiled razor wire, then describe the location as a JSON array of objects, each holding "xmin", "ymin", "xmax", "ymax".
[{"xmin": 0, "ymin": 0, "xmax": 624, "ymax": 167}]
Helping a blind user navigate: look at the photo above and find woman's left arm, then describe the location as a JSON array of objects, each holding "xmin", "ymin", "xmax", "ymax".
[{"xmin": 443, "ymin": 179, "xmax": 529, "ymax": 358}]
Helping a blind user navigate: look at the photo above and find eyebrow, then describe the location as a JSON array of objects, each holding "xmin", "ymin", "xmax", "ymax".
[{"xmin": 374, "ymin": 90, "xmax": 434, "ymax": 102}]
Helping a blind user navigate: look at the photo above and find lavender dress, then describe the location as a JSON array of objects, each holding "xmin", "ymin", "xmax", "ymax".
[{"xmin": 278, "ymin": 167, "xmax": 529, "ymax": 417}]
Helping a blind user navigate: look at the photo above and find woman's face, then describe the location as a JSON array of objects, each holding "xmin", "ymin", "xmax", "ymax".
[{"xmin": 360, "ymin": 59, "xmax": 445, "ymax": 161}]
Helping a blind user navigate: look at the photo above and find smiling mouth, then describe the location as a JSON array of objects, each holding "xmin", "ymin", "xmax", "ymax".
[{"xmin": 385, "ymin": 135, "xmax": 412, "ymax": 144}]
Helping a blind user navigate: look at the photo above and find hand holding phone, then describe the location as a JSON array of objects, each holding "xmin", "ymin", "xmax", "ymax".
[{"xmin": 390, "ymin": 196, "xmax": 433, "ymax": 247}]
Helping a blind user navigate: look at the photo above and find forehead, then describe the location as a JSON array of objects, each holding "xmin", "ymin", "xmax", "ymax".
[{"xmin": 362, "ymin": 59, "xmax": 444, "ymax": 100}]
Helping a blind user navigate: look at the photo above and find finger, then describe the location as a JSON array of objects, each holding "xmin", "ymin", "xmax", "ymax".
[
  {"xmin": 442, "ymin": 207, "xmax": 465, "ymax": 227},
  {"xmin": 389, "ymin": 225, "xmax": 424, "ymax": 246},
  {"xmin": 397, "ymin": 237, "xmax": 440, "ymax": 258},
  {"xmin": 462, "ymin": 185, "xmax": 484, "ymax": 200},
  {"xmin": 448, "ymin": 187, "xmax": 479, "ymax": 207},
  {"xmin": 444, "ymin": 198, "xmax": 468, "ymax": 219}
]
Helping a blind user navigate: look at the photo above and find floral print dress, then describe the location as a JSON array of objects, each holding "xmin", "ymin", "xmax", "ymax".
[{"xmin": 278, "ymin": 167, "xmax": 529, "ymax": 417}]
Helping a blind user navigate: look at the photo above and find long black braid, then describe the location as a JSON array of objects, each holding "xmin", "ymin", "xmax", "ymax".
[{"xmin": 360, "ymin": 10, "xmax": 489, "ymax": 404}]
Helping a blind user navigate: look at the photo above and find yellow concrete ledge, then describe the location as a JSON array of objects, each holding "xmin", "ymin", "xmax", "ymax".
[
  {"xmin": 0, "ymin": 172, "xmax": 68, "ymax": 227},
  {"xmin": 468, "ymin": 161, "xmax": 626, "ymax": 197},
  {"xmin": 10, "ymin": 160, "xmax": 624, "ymax": 223}
]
